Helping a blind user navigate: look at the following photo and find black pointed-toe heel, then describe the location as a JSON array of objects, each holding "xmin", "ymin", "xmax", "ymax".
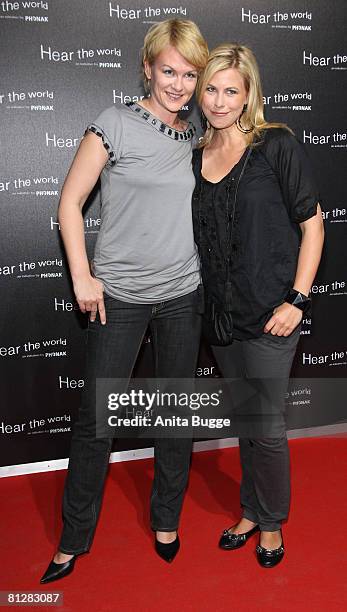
[
  {"xmin": 256, "ymin": 532, "xmax": 285, "ymax": 568},
  {"xmin": 40, "ymin": 555, "xmax": 76, "ymax": 584},
  {"xmin": 219, "ymin": 524, "xmax": 259, "ymax": 550},
  {"xmin": 155, "ymin": 535, "xmax": 180, "ymax": 563}
]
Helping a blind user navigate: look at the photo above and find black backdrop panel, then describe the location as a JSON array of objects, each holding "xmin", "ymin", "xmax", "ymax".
[{"xmin": 1, "ymin": 1, "xmax": 346, "ymax": 469}]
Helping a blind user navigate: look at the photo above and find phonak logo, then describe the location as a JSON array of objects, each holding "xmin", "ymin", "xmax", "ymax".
[
  {"xmin": 0, "ymin": 175, "xmax": 59, "ymax": 196},
  {"xmin": 59, "ymin": 375, "xmax": 84, "ymax": 389},
  {"xmin": 45, "ymin": 132, "xmax": 80, "ymax": 148},
  {"xmin": 40, "ymin": 44, "xmax": 122, "ymax": 69},
  {"xmin": 322, "ymin": 205, "xmax": 347, "ymax": 224},
  {"xmin": 0, "ymin": 0, "xmax": 49, "ymax": 22},
  {"xmin": 54, "ymin": 297, "xmax": 80, "ymax": 313},
  {"xmin": 264, "ymin": 90, "xmax": 312, "ymax": 112},
  {"xmin": 0, "ymin": 257, "xmax": 64, "ymax": 280},
  {"xmin": 301, "ymin": 349, "xmax": 347, "ymax": 367},
  {"xmin": 113, "ymin": 89, "xmax": 145, "ymax": 105},
  {"xmin": 0, "ymin": 336, "xmax": 68, "ymax": 359},
  {"xmin": 112, "ymin": 89, "xmax": 189, "ymax": 112},
  {"xmin": 310, "ymin": 279, "xmax": 347, "ymax": 298},
  {"xmin": 303, "ymin": 129, "xmax": 347, "ymax": 148},
  {"xmin": 50, "ymin": 215, "xmax": 101, "ymax": 235},
  {"xmin": 1, "ymin": 413, "xmax": 71, "ymax": 436},
  {"xmin": 303, "ymin": 50, "xmax": 347, "ymax": 71},
  {"xmin": 300, "ymin": 317, "xmax": 311, "ymax": 336},
  {"xmin": 241, "ymin": 7, "xmax": 312, "ymax": 30},
  {"xmin": 0, "ymin": 89, "xmax": 54, "ymax": 112},
  {"xmin": 108, "ymin": 3, "xmax": 188, "ymax": 22},
  {"xmin": 285, "ymin": 385, "xmax": 311, "ymax": 407}
]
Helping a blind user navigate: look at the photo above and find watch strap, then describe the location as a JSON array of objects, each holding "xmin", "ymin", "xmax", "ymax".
[{"xmin": 285, "ymin": 289, "xmax": 311, "ymax": 314}]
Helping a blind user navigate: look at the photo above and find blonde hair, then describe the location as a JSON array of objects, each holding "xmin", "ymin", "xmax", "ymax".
[
  {"xmin": 142, "ymin": 19, "xmax": 209, "ymax": 93},
  {"xmin": 196, "ymin": 43, "xmax": 292, "ymax": 147}
]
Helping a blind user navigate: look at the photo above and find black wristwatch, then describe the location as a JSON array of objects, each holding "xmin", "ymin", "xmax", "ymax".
[{"xmin": 285, "ymin": 288, "xmax": 311, "ymax": 314}]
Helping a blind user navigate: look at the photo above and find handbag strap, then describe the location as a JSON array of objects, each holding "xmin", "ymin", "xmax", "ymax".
[
  {"xmin": 196, "ymin": 149, "xmax": 204, "ymax": 250},
  {"xmin": 197, "ymin": 146, "xmax": 252, "ymax": 278},
  {"xmin": 226, "ymin": 146, "xmax": 252, "ymax": 280}
]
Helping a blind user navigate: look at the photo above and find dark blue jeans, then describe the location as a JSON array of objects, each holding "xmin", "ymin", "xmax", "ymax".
[{"xmin": 59, "ymin": 289, "xmax": 201, "ymax": 555}]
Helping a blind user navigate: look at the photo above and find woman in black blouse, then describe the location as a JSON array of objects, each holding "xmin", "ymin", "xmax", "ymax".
[{"xmin": 193, "ymin": 44, "xmax": 324, "ymax": 567}]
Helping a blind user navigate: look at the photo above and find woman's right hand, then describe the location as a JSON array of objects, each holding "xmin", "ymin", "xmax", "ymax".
[{"xmin": 73, "ymin": 275, "xmax": 106, "ymax": 324}]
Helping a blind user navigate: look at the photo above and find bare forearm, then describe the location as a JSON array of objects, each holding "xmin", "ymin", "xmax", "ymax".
[
  {"xmin": 265, "ymin": 208, "xmax": 324, "ymax": 335},
  {"xmin": 58, "ymin": 197, "xmax": 90, "ymax": 283}
]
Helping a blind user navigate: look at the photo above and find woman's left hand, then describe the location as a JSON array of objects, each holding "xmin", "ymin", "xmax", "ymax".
[{"xmin": 264, "ymin": 302, "xmax": 303, "ymax": 336}]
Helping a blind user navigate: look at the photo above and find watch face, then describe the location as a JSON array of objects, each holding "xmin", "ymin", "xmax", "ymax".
[
  {"xmin": 293, "ymin": 293, "xmax": 305, "ymax": 305},
  {"xmin": 291, "ymin": 290, "xmax": 309, "ymax": 301},
  {"xmin": 286, "ymin": 289, "xmax": 311, "ymax": 312}
]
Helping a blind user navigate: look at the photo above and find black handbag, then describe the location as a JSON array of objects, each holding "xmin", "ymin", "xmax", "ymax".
[
  {"xmin": 200, "ymin": 281, "xmax": 234, "ymax": 346},
  {"xmin": 198, "ymin": 147, "xmax": 252, "ymax": 346}
]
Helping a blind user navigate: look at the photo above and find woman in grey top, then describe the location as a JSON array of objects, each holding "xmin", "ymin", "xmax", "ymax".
[{"xmin": 40, "ymin": 19, "xmax": 208, "ymax": 583}]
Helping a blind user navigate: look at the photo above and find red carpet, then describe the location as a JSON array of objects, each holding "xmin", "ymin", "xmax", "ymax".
[{"xmin": 2, "ymin": 437, "xmax": 347, "ymax": 611}]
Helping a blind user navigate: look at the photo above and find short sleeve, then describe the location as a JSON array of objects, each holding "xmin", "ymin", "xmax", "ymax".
[
  {"xmin": 84, "ymin": 105, "xmax": 123, "ymax": 167},
  {"xmin": 262, "ymin": 128, "xmax": 320, "ymax": 223}
]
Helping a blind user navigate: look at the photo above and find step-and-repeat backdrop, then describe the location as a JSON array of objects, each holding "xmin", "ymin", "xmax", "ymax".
[{"xmin": 1, "ymin": 0, "xmax": 346, "ymax": 472}]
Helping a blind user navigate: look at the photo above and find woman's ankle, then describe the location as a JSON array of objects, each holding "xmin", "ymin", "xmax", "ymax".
[
  {"xmin": 155, "ymin": 530, "xmax": 177, "ymax": 544},
  {"xmin": 53, "ymin": 551, "xmax": 74, "ymax": 563}
]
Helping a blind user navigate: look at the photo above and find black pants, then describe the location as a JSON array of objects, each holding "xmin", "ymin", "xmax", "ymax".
[
  {"xmin": 212, "ymin": 327, "xmax": 300, "ymax": 531},
  {"xmin": 59, "ymin": 290, "xmax": 201, "ymax": 555}
]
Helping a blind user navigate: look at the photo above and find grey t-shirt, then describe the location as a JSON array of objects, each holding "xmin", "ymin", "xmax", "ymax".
[{"xmin": 86, "ymin": 102, "xmax": 200, "ymax": 303}]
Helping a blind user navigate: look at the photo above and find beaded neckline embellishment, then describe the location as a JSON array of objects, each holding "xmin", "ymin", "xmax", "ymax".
[{"xmin": 125, "ymin": 101, "xmax": 196, "ymax": 141}]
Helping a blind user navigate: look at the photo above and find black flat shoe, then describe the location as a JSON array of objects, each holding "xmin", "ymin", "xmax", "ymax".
[
  {"xmin": 219, "ymin": 524, "xmax": 259, "ymax": 550},
  {"xmin": 155, "ymin": 535, "xmax": 180, "ymax": 563},
  {"xmin": 256, "ymin": 533, "xmax": 285, "ymax": 568},
  {"xmin": 40, "ymin": 556, "xmax": 76, "ymax": 584}
]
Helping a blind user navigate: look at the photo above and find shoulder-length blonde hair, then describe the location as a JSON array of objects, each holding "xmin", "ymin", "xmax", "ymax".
[
  {"xmin": 196, "ymin": 43, "xmax": 292, "ymax": 147},
  {"xmin": 141, "ymin": 19, "xmax": 209, "ymax": 93}
]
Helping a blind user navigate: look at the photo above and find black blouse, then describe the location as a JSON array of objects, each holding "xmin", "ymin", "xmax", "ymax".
[{"xmin": 192, "ymin": 128, "xmax": 320, "ymax": 340}]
